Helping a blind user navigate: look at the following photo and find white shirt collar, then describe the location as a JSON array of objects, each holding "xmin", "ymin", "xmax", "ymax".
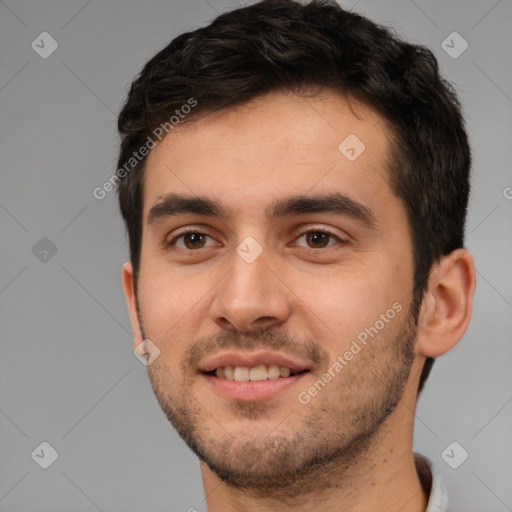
[{"xmin": 414, "ymin": 453, "xmax": 448, "ymax": 512}]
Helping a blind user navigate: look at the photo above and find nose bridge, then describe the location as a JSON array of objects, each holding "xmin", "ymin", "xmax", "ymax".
[{"xmin": 210, "ymin": 239, "xmax": 290, "ymax": 331}]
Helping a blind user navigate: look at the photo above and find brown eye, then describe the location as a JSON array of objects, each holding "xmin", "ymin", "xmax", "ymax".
[
  {"xmin": 296, "ymin": 230, "xmax": 342, "ymax": 249},
  {"xmin": 306, "ymin": 232, "xmax": 330, "ymax": 248},
  {"xmin": 169, "ymin": 232, "xmax": 216, "ymax": 250},
  {"xmin": 182, "ymin": 233, "xmax": 207, "ymax": 249}
]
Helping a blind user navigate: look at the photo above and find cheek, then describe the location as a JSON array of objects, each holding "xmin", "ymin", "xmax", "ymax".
[
  {"xmin": 137, "ymin": 271, "xmax": 209, "ymax": 360},
  {"xmin": 287, "ymin": 259, "xmax": 410, "ymax": 346}
]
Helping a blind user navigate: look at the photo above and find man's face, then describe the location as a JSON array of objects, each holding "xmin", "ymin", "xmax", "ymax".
[{"xmin": 128, "ymin": 91, "xmax": 420, "ymax": 488}]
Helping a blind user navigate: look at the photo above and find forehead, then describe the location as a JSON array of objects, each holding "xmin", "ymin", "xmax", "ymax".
[{"xmin": 142, "ymin": 90, "xmax": 397, "ymax": 224}]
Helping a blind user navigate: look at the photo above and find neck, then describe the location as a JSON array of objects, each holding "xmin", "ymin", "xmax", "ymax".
[{"xmin": 200, "ymin": 399, "xmax": 428, "ymax": 512}]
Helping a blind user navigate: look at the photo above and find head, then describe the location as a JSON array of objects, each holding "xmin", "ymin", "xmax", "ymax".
[{"xmin": 118, "ymin": 0, "xmax": 475, "ymax": 493}]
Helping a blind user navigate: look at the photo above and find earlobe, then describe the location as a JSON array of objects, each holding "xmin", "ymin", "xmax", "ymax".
[
  {"xmin": 416, "ymin": 249, "xmax": 476, "ymax": 358},
  {"xmin": 122, "ymin": 262, "xmax": 144, "ymax": 349}
]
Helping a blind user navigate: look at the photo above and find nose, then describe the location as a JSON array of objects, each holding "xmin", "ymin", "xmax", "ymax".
[{"xmin": 209, "ymin": 246, "xmax": 292, "ymax": 333}]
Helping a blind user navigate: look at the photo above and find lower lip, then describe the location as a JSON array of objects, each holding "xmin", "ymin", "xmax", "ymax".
[{"xmin": 202, "ymin": 373, "xmax": 308, "ymax": 402}]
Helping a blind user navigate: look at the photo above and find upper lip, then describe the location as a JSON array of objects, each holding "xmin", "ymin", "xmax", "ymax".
[{"xmin": 198, "ymin": 350, "xmax": 311, "ymax": 373}]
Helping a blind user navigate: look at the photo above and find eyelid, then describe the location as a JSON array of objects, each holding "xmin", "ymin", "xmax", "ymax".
[
  {"xmin": 292, "ymin": 224, "xmax": 349, "ymax": 242},
  {"xmin": 293, "ymin": 231, "xmax": 345, "ymax": 250},
  {"xmin": 165, "ymin": 226, "xmax": 219, "ymax": 248}
]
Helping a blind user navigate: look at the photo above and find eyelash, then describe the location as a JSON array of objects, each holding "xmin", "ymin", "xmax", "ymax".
[{"xmin": 166, "ymin": 228, "xmax": 345, "ymax": 250}]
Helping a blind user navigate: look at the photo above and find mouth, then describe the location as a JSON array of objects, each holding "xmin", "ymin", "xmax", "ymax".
[
  {"xmin": 205, "ymin": 364, "xmax": 307, "ymax": 381},
  {"xmin": 198, "ymin": 351, "xmax": 311, "ymax": 402}
]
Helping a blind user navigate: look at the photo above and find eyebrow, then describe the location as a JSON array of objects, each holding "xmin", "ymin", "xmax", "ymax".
[{"xmin": 147, "ymin": 192, "xmax": 377, "ymax": 230}]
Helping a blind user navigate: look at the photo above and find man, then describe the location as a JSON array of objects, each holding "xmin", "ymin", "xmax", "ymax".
[{"xmin": 117, "ymin": 1, "xmax": 476, "ymax": 510}]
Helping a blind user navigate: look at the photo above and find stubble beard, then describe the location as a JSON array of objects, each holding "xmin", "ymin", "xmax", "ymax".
[{"xmin": 146, "ymin": 306, "xmax": 417, "ymax": 498}]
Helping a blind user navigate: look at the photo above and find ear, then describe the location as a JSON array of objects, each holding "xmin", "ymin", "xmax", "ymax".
[
  {"xmin": 122, "ymin": 262, "xmax": 144, "ymax": 350},
  {"xmin": 416, "ymin": 248, "xmax": 476, "ymax": 357}
]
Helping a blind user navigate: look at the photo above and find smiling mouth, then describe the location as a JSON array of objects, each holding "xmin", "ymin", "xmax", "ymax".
[{"xmin": 205, "ymin": 364, "xmax": 309, "ymax": 381}]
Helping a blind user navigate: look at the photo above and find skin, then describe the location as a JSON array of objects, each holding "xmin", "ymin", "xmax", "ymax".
[{"xmin": 122, "ymin": 90, "xmax": 476, "ymax": 511}]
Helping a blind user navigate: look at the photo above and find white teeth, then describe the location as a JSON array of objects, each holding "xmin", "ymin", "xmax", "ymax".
[
  {"xmin": 279, "ymin": 366, "xmax": 291, "ymax": 378},
  {"xmin": 233, "ymin": 366, "xmax": 250, "ymax": 381},
  {"xmin": 249, "ymin": 365, "xmax": 267, "ymax": 381},
  {"xmin": 267, "ymin": 364, "xmax": 280, "ymax": 379},
  {"xmin": 213, "ymin": 364, "xmax": 298, "ymax": 381},
  {"xmin": 224, "ymin": 365, "xmax": 234, "ymax": 380}
]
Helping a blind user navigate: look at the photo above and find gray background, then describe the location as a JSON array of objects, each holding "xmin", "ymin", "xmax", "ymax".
[{"xmin": 0, "ymin": 0, "xmax": 511, "ymax": 510}]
